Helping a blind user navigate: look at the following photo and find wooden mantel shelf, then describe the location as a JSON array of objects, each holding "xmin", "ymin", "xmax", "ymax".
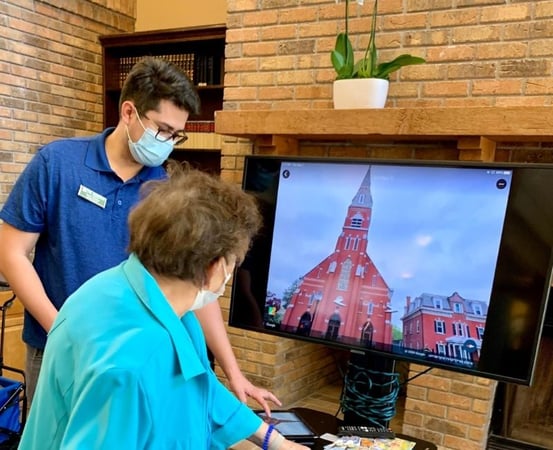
[{"xmin": 214, "ymin": 106, "xmax": 553, "ymax": 143}]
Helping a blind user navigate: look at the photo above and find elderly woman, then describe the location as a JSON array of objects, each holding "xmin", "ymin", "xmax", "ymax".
[{"xmin": 19, "ymin": 162, "xmax": 308, "ymax": 450}]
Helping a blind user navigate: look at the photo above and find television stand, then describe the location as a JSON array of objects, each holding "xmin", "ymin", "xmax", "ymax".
[{"xmin": 291, "ymin": 407, "xmax": 437, "ymax": 450}]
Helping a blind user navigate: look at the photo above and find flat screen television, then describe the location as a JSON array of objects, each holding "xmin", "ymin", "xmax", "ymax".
[{"xmin": 229, "ymin": 155, "xmax": 553, "ymax": 386}]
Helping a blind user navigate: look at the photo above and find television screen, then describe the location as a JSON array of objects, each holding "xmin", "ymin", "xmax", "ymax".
[{"xmin": 229, "ymin": 156, "xmax": 552, "ymax": 385}]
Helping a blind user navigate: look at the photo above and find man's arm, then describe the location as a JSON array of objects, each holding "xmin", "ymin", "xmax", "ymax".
[
  {"xmin": 194, "ymin": 301, "xmax": 282, "ymax": 416},
  {"xmin": 0, "ymin": 222, "xmax": 57, "ymax": 332}
]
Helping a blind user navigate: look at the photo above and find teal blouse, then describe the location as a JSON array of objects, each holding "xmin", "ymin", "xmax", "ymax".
[{"xmin": 19, "ymin": 254, "xmax": 262, "ymax": 449}]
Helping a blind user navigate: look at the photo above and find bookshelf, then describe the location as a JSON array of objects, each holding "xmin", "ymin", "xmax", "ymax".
[{"xmin": 99, "ymin": 25, "xmax": 225, "ymax": 173}]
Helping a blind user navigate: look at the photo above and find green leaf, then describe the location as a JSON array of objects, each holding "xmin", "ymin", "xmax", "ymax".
[
  {"xmin": 331, "ymin": 32, "xmax": 354, "ymax": 79},
  {"xmin": 374, "ymin": 55, "xmax": 426, "ymax": 79},
  {"xmin": 330, "ymin": 0, "xmax": 426, "ymax": 80}
]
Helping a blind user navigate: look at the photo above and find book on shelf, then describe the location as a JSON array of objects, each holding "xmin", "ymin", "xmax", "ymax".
[
  {"xmin": 115, "ymin": 53, "xmax": 221, "ymax": 88},
  {"xmin": 169, "ymin": 121, "xmax": 219, "ymax": 149},
  {"xmin": 179, "ymin": 132, "xmax": 221, "ymax": 150},
  {"xmin": 118, "ymin": 56, "xmax": 141, "ymax": 87},
  {"xmin": 193, "ymin": 55, "xmax": 222, "ymax": 86},
  {"xmin": 117, "ymin": 54, "xmax": 195, "ymax": 87},
  {"xmin": 185, "ymin": 121, "xmax": 215, "ymax": 133}
]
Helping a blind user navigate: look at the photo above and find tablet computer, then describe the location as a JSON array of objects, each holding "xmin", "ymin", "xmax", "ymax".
[{"xmin": 256, "ymin": 410, "xmax": 317, "ymax": 443}]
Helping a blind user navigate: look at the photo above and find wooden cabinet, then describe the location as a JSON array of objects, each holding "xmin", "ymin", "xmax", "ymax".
[
  {"xmin": 99, "ymin": 25, "xmax": 226, "ymax": 173},
  {"xmin": 0, "ymin": 288, "xmax": 24, "ymax": 382}
]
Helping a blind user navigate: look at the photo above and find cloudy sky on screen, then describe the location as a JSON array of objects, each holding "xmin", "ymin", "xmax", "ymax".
[{"xmin": 267, "ymin": 161, "xmax": 512, "ymax": 326}]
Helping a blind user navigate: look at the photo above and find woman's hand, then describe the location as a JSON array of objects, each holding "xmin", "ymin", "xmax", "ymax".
[{"xmin": 229, "ymin": 372, "xmax": 282, "ymax": 417}]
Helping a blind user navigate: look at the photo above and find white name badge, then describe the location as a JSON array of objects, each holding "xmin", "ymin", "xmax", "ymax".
[{"xmin": 77, "ymin": 184, "xmax": 107, "ymax": 209}]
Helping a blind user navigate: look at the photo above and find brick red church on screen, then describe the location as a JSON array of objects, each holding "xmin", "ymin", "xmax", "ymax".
[{"xmin": 281, "ymin": 167, "xmax": 394, "ymax": 346}]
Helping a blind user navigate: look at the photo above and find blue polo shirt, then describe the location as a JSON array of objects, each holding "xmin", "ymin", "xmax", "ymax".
[{"xmin": 0, "ymin": 128, "xmax": 166, "ymax": 349}]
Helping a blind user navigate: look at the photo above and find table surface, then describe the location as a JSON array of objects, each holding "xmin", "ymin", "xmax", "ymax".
[{"xmin": 290, "ymin": 407, "xmax": 438, "ymax": 450}]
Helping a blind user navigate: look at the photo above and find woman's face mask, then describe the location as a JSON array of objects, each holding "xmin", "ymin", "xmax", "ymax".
[
  {"xmin": 126, "ymin": 107, "xmax": 174, "ymax": 167},
  {"xmin": 189, "ymin": 261, "xmax": 232, "ymax": 311}
]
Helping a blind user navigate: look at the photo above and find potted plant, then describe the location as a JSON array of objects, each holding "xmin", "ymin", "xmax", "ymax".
[{"xmin": 331, "ymin": 0, "xmax": 425, "ymax": 109}]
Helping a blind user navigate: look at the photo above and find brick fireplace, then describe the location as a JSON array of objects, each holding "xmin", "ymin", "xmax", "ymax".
[{"xmin": 216, "ymin": 107, "xmax": 553, "ymax": 450}]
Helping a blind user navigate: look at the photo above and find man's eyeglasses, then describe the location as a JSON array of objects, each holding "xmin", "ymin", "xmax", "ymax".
[{"xmin": 141, "ymin": 112, "xmax": 188, "ymax": 146}]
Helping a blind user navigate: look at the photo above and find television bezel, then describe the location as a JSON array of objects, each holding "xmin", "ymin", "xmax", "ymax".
[{"xmin": 229, "ymin": 155, "xmax": 552, "ymax": 386}]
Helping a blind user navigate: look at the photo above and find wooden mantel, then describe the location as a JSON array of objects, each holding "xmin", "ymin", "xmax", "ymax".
[
  {"xmin": 215, "ymin": 106, "xmax": 553, "ymax": 160},
  {"xmin": 215, "ymin": 106, "xmax": 553, "ymax": 141}
]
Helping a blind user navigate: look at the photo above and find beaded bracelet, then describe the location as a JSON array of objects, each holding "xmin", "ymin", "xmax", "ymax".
[{"xmin": 262, "ymin": 424, "xmax": 275, "ymax": 450}]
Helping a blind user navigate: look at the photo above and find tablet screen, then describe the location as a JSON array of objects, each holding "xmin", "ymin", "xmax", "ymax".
[{"xmin": 257, "ymin": 410, "xmax": 316, "ymax": 439}]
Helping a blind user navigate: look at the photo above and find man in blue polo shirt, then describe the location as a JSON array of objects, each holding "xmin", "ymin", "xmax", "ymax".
[{"xmin": 0, "ymin": 57, "xmax": 280, "ymax": 415}]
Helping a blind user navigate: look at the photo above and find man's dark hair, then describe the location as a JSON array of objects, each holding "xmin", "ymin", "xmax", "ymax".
[{"xmin": 119, "ymin": 56, "xmax": 200, "ymax": 116}]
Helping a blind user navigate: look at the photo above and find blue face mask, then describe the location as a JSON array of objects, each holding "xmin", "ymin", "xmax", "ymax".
[{"xmin": 126, "ymin": 111, "xmax": 174, "ymax": 167}]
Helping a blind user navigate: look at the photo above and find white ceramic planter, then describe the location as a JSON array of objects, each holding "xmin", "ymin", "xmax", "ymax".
[{"xmin": 333, "ymin": 78, "xmax": 390, "ymax": 109}]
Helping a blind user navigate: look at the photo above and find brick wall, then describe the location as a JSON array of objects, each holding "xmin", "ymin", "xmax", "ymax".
[
  {"xmin": 0, "ymin": 0, "xmax": 135, "ymax": 203},
  {"xmin": 224, "ymin": 0, "xmax": 553, "ymax": 111},
  {"xmin": 403, "ymin": 365, "xmax": 496, "ymax": 450},
  {"xmin": 221, "ymin": 1, "xmax": 553, "ymax": 449}
]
